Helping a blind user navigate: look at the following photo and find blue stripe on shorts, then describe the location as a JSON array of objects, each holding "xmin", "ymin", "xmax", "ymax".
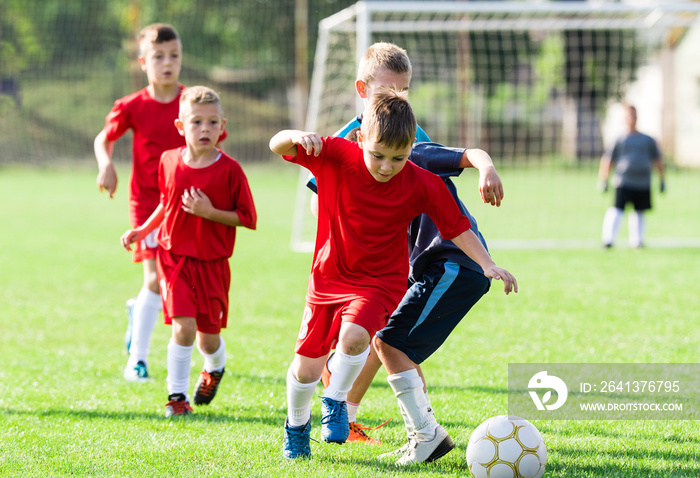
[{"xmin": 408, "ymin": 261, "xmax": 459, "ymax": 336}]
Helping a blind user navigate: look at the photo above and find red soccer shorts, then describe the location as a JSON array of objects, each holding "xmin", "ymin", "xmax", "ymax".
[
  {"xmin": 132, "ymin": 228, "xmax": 158, "ymax": 263},
  {"xmin": 295, "ymin": 297, "xmax": 389, "ymax": 358},
  {"xmin": 157, "ymin": 249, "xmax": 230, "ymax": 334}
]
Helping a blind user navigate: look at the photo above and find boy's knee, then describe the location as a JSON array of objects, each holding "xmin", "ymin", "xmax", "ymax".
[
  {"xmin": 172, "ymin": 318, "xmax": 197, "ymax": 346},
  {"xmin": 372, "ymin": 335, "xmax": 386, "ymax": 353},
  {"xmin": 197, "ymin": 335, "xmax": 221, "ymax": 355},
  {"xmin": 337, "ymin": 325, "xmax": 371, "ymax": 356},
  {"xmin": 145, "ymin": 275, "xmax": 160, "ymax": 293},
  {"xmin": 289, "ymin": 360, "xmax": 321, "ymax": 384},
  {"xmin": 142, "ymin": 259, "xmax": 160, "ymax": 293}
]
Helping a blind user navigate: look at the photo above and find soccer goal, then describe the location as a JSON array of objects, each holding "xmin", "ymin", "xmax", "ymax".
[{"xmin": 291, "ymin": 1, "xmax": 700, "ymax": 252}]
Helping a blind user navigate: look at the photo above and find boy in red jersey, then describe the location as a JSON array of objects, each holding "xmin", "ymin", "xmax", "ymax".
[
  {"xmin": 120, "ymin": 86, "xmax": 256, "ymax": 417},
  {"xmin": 270, "ymin": 89, "xmax": 517, "ymax": 459},
  {"xmin": 316, "ymin": 43, "xmax": 505, "ymax": 445},
  {"xmin": 94, "ymin": 24, "xmax": 227, "ymax": 382}
]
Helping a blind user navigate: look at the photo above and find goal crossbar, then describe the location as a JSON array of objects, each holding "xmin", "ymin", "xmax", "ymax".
[{"xmin": 322, "ymin": 1, "xmax": 700, "ymax": 33}]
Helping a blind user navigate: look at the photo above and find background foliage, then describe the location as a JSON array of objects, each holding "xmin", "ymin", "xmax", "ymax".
[
  {"xmin": 0, "ymin": 0, "xmax": 357, "ymax": 162},
  {"xmin": 0, "ymin": 0, "xmax": 661, "ymax": 164}
]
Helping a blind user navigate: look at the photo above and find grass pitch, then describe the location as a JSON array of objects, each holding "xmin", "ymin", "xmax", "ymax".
[{"xmin": 0, "ymin": 162, "xmax": 698, "ymax": 477}]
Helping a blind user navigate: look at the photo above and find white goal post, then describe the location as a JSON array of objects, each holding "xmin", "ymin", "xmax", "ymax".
[{"xmin": 291, "ymin": 1, "xmax": 700, "ymax": 252}]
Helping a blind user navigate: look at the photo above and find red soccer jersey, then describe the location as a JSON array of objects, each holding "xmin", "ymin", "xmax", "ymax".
[
  {"xmin": 285, "ymin": 136, "xmax": 471, "ymax": 313},
  {"xmin": 156, "ymin": 148, "xmax": 257, "ymax": 261},
  {"xmin": 103, "ymin": 85, "xmax": 229, "ymax": 226}
]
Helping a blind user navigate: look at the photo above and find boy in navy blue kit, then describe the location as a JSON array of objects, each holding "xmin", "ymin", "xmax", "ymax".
[{"xmin": 373, "ymin": 141, "xmax": 506, "ymax": 465}]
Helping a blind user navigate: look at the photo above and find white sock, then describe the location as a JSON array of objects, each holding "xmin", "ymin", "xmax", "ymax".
[
  {"xmin": 128, "ymin": 287, "xmax": 162, "ymax": 366},
  {"xmin": 388, "ymin": 369, "xmax": 438, "ymax": 441},
  {"xmin": 199, "ymin": 337, "xmax": 226, "ymax": 373},
  {"xmin": 287, "ymin": 367, "xmax": 319, "ymax": 427},
  {"xmin": 602, "ymin": 207, "xmax": 624, "ymax": 246},
  {"xmin": 629, "ymin": 210, "xmax": 645, "ymax": 247},
  {"xmin": 323, "ymin": 346, "xmax": 370, "ymax": 402},
  {"xmin": 347, "ymin": 401, "xmax": 360, "ymax": 423},
  {"xmin": 167, "ymin": 339, "xmax": 194, "ymax": 399}
]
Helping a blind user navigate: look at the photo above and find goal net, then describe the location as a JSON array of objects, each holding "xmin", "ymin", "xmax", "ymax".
[{"xmin": 291, "ymin": 1, "xmax": 700, "ymax": 252}]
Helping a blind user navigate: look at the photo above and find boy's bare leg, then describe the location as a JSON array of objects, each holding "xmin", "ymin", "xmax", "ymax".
[
  {"xmin": 290, "ymin": 354, "xmax": 328, "ymax": 384},
  {"xmin": 372, "ymin": 336, "xmax": 416, "ymax": 376}
]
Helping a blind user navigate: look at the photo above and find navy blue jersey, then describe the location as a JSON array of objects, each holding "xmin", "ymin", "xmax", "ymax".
[{"xmin": 407, "ymin": 143, "xmax": 488, "ymax": 281}]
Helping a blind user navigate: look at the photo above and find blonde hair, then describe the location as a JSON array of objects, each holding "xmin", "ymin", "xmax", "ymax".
[
  {"xmin": 361, "ymin": 88, "xmax": 416, "ymax": 150},
  {"xmin": 137, "ymin": 23, "xmax": 180, "ymax": 57},
  {"xmin": 179, "ymin": 86, "xmax": 224, "ymax": 118},
  {"xmin": 344, "ymin": 126, "xmax": 361, "ymax": 142},
  {"xmin": 357, "ymin": 42, "xmax": 412, "ymax": 85}
]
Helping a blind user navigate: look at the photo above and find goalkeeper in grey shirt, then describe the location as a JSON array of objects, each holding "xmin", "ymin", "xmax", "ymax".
[{"xmin": 598, "ymin": 104, "xmax": 665, "ymax": 248}]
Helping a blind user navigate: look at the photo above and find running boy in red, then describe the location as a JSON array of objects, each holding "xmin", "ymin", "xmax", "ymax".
[
  {"xmin": 121, "ymin": 86, "xmax": 256, "ymax": 417},
  {"xmin": 95, "ymin": 24, "xmax": 227, "ymax": 383},
  {"xmin": 270, "ymin": 89, "xmax": 517, "ymax": 459}
]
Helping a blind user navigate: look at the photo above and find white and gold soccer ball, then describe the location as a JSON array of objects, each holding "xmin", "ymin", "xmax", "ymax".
[{"xmin": 466, "ymin": 415, "xmax": 547, "ymax": 478}]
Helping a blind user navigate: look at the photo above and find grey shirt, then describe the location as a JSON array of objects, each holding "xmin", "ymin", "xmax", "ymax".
[{"xmin": 608, "ymin": 132, "xmax": 660, "ymax": 190}]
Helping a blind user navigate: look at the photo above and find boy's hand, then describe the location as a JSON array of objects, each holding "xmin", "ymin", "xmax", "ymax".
[
  {"xmin": 597, "ymin": 179, "xmax": 608, "ymax": 193},
  {"xmin": 291, "ymin": 132, "xmax": 323, "ymax": 156},
  {"xmin": 483, "ymin": 266, "xmax": 518, "ymax": 295},
  {"xmin": 182, "ymin": 187, "xmax": 214, "ymax": 218},
  {"xmin": 479, "ymin": 167, "xmax": 504, "ymax": 206},
  {"xmin": 120, "ymin": 228, "xmax": 143, "ymax": 251},
  {"xmin": 97, "ymin": 163, "xmax": 118, "ymax": 198},
  {"xmin": 660, "ymin": 180, "xmax": 666, "ymax": 193}
]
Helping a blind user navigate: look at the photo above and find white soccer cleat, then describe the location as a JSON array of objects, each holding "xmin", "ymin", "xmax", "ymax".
[
  {"xmin": 395, "ymin": 425, "xmax": 455, "ymax": 465},
  {"xmin": 378, "ymin": 434, "xmax": 415, "ymax": 460}
]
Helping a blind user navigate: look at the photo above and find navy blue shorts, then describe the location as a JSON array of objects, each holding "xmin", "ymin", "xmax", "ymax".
[
  {"xmin": 376, "ymin": 261, "xmax": 490, "ymax": 364},
  {"xmin": 615, "ymin": 187, "xmax": 651, "ymax": 211}
]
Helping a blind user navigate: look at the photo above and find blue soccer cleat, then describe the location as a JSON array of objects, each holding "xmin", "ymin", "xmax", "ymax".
[
  {"xmin": 123, "ymin": 360, "xmax": 151, "ymax": 383},
  {"xmin": 320, "ymin": 396, "xmax": 349, "ymax": 443},
  {"xmin": 283, "ymin": 419, "xmax": 311, "ymax": 459}
]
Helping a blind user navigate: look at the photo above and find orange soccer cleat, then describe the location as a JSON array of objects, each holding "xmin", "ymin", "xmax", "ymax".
[{"xmin": 347, "ymin": 419, "xmax": 391, "ymax": 444}]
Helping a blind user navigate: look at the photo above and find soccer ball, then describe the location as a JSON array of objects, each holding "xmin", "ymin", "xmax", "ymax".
[{"xmin": 466, "ymin": 415, "xmax": 547, "ymax": 478}]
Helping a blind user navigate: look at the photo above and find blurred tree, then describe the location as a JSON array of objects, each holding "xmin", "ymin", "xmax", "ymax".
[{"xmin": 0, "ymin": 0, "xmax": 43, "ymax": 76}]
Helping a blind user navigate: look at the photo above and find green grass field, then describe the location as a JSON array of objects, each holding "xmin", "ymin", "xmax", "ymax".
[{"xmin": 1, "ymin": 162, "xmax": 699, "ymax": 477}]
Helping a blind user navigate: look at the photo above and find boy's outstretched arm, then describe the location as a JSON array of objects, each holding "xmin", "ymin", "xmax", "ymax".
[
  {"xmin": 460, "ymin": 148, "xmax": 503, "ymax": 207},
  {"xmin": 94, "ymin": 129, "xmax": 118, "ymax": 198},
  {"xmin": 270, "ymin": 130, "xmax": 323, "ymax": 157},
  {"xmin": 450, "ymin": 228, "xmax": 518, "ymax": 295},
  {"xmin": 120, "ymin": 204, "xmax": 165, "ymax": 251}
]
